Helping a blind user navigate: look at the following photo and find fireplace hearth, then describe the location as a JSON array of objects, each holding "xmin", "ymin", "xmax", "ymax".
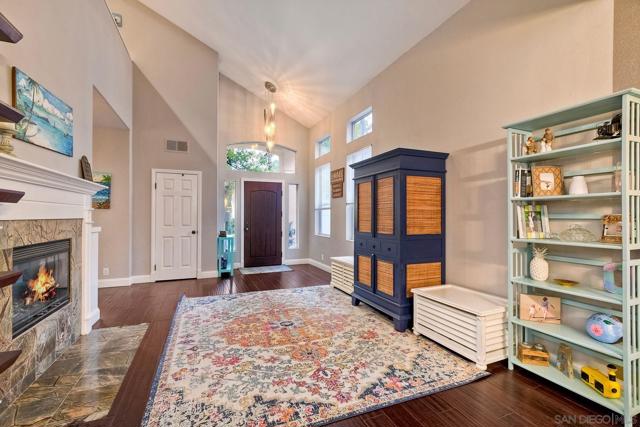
[{"xmin": 12, "ymin": 239, "xmax": 71, "ymax": 337}]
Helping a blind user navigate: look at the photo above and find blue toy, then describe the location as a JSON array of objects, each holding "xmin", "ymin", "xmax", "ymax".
[{"xmin": 586, "ymin": 313, "xmax": 623, "ymax": 344}]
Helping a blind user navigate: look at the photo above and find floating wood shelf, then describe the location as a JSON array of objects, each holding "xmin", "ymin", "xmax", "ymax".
[
  {"xmin": 0, "ymin": 100, "xmax": 24, "ymax": 124},
  {"xmin": 0, "ymin": 271, "xmax": 21, "ymax": 289},
  {"xmin": 0, "ymin": 350, "xmax": 21, "ymax": 375},
  {"xmin": 0, "ymin": 13, "xmax": 22, "ymax": 44},
  {"xmin": 0, "ymin": 189, "xmax": 25, "ymax": 203}
]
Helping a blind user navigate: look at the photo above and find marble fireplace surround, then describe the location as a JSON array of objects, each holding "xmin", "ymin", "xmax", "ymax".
[{"xmin": 0, "ymin": 153, "xmax": 103, "ymax": 410}]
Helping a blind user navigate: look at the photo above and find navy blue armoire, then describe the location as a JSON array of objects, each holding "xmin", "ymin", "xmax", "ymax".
[{"xmin": 350, "ymin": 148, "xmax": 448, "ymax": 331}]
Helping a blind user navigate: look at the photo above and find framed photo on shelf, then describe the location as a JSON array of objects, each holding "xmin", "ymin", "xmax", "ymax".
[
  {"xmin": 601, "ymin": 214, "xmax": 622, "ymax": 244},
  {"xmin": 519, "ymin": 294, "xmax": 561, "ymax": 324},
  {"xmin": 532, "ymin": 166, "xmax": 562, "ymax": 196}
]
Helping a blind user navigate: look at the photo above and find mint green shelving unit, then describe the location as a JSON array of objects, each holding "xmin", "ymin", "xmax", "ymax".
[{"xmin": 505, "ymin": 88, "xmax": 640, "ymax": 426}]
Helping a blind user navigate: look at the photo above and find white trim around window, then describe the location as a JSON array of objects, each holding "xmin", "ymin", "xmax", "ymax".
[
  {"xmin": 345, "ymin": 146, "xmax": 373, "ymax": 241},
  {"xmin": 314, "ymin": 163, "xmax": 331, "ymax": 237},
  {"xmin": 347, "ymin": 106, "xmax": 373, "ymax": 143},
  {"xmin": 315, "ymin": 135, "xmax": 331, "ymax": 159}
]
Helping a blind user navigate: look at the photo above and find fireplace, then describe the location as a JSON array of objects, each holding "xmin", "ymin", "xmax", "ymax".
[{"xmin": 12, "ymin": 239, "xmax": 71, "ymax": 337}]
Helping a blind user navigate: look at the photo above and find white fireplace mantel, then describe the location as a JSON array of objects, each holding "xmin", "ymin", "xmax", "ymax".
[{"xmin": 0, "ymin": 153, "xmax": 105, "ymax": 334}]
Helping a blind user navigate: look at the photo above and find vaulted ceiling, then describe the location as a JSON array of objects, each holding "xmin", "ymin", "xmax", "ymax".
[{"xmin": 138, "ymin": 0, "xmax": 468, "ymax": 127}]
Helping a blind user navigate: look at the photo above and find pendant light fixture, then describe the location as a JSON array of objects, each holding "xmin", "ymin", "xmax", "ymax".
[{"xmin": 264, "ymin": 81, "xmax": 277, "ymax": 152}]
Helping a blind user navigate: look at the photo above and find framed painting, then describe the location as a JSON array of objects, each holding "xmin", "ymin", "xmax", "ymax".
[
  {"xmin": 92, "ymin": 172, "xmax": 112, "ymax": 209},
  {"xmin": 12, "ymin": 67, "xmax": 74, "ymax": 157}
]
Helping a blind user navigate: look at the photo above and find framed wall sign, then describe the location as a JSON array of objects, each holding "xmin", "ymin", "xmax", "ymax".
[{"xmin": 331, "ymin": 167, "xmax": 345, "ymax": 198}]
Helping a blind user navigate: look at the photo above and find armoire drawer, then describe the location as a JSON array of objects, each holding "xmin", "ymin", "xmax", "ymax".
[
  {"xmin": 379, "ymin": 241, "xmax": 398, "ymax": 257},
  {"xmin": 366, "ymin": 239, "xmax": 380, "ymax": 253}
]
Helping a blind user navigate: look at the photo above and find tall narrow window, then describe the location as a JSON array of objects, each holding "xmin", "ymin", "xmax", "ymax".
[
  {"xmin": 315, "ymin": 163, "xmax": 331, "ymax": 236},
  {"xmin": 347, "ymin": 107, "xmax": 373, "ymax": 143},
  {"xmin": 288, "ymin": 184, "xmax": 298, "ymax": 249},
  {"xmin": 223, "ymin": 181, "xmax": 237, "ymax": 235},
  {"xmin": 345, "ymin": 146, "xmax": 373, "ymax": 240},
  {"xmin": 315, "ymin": 135, "xmax": 331, "ymax": 158}
]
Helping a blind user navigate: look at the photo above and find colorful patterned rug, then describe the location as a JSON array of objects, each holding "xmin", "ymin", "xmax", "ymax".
[{"xmin": 143, "ymin": 286, "xmax": 489, "ymax": 426}]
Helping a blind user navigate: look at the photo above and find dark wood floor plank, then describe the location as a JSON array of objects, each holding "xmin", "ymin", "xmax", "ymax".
[{"xmin": 73, "ymin": 265, "xmax": 629, "ymax": 427}]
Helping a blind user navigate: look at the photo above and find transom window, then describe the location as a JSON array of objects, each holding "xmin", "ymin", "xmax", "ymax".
[
  {"xmin": 225, "ymin": 142, "xmax": 295, "ymax": 174},
  {"xmin": 315, "ymin": 135, "xmax": 331, "ymax": 158},
  {"xmin": 347, "ymin": 107, "xmax": 373, "ymax": 143}
]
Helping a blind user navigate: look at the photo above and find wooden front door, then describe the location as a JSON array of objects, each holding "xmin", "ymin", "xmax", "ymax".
[{"xmin": 244, "ymin": 181, "xmax": 282, "ymax": 267}]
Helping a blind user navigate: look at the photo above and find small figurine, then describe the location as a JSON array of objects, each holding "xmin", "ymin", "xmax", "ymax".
[
  {"xmin": 540, "ymin": 128, "xmax": 554, "ymax": 152},
  {"xmin": 524, "ymin": 136, "xmax": 537, "ymax": 155}
]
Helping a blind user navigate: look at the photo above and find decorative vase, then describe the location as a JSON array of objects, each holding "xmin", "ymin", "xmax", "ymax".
[
  {"xmin": 530, "ymin": 247, "xmax": 549, "ymax": 281},
  {"xmin": 569, "ymin": 175, "xmax": 589, "ymax": 195},
  {"xmin": 0, "ymin": 122, "xmax": 16, "ymax": 156}
]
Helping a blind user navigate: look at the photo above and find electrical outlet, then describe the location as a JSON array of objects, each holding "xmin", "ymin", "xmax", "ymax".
[{"xmin": 103, "ymin": 267, "xmax": 110, "ymax": 277}]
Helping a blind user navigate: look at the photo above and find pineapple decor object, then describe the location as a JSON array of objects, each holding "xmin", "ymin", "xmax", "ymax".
[{"xmin": 530, "ymin": 247, "xmax": 549, "ymax": 281}]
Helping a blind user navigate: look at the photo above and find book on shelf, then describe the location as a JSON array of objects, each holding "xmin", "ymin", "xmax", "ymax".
[
  {"xmin": 513, "ymin": 165, "xmax": 532, "ymax": 198},
  {"xmin": 516, "ymin": 204, "xmax": 550, "ymax": 239}
]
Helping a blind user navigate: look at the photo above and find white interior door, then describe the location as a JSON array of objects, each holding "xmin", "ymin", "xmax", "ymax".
[{"xmin": 154, "ymin": 171, "xmax": 198, "ymax": 281}]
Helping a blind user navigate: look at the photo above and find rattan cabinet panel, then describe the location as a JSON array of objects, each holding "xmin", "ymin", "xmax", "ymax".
[{"xmin": 351, "ymin": 149, "xmax": 448, "ymax": 331}]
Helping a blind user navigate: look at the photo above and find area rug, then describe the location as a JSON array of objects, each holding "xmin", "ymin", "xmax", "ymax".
[
  {"xmin": 143, "ymin": 286, "xmax": 488, "ymax": 426},
  {"xmin": 240, "ymin": 265, "xmax": 293, "ymax": 275}
]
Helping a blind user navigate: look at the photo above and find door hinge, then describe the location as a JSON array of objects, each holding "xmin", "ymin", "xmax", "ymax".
[
  {"xmin": 154, "ymin": 264, "xmax": 157, "ymax": 271},
  {"xmin": 154, "ymin": 182, "xmax": 157, "ymax": 190}
]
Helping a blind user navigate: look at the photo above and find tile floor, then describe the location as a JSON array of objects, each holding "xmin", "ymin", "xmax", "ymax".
[{"xmin": 0, "ymin": 323, "xmax": 148, "ymax": 427}]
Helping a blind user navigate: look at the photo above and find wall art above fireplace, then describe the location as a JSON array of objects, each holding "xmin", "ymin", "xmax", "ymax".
[{"xmin": 11, "ymin": 239, "xmax": 71, "ymax": 337}]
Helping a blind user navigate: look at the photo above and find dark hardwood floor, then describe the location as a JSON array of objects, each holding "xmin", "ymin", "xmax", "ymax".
[{"xmin": 86, "ymin": 265, "xmax": 630, "ymax": 427}]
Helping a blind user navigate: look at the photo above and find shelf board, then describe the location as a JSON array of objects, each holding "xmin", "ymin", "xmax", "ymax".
[
  {"xmin": 511, "ymin": 318, "xmax": 623, "ymax": 359},
  {"xmin": 510, "ymin": 138, "xmax": 621, "ymax": 163},
  {"xmin": 0, "ymin": 13, "xmax": 22, "ymax": 44},
  {"xmin": 511, "ymin": 359, "xmax": 624, "ymax": 414},
  {"xmin": 0, "ymin": 271, "xmax": 22, "ymax": 289},
  {"xmin": 0, "ymin": 188, "xmax": 25, "ymax": 203},
  {"xmin": 511, "ymin": 238, "xmax": 621, "ymax": 250},
  {"xmin": 511, "ymin": 192, "xmax": 620, "ymax": 202},
  {"xmin": 511, "ymin": 277, "xmax": 622, "ymax": 305},
  {"xmin": 504, "ymin": 88, "xmax": 640, "ymax": 131},
  {"xmin": 0, "ymin": 100, "xmax": 24, "ymax": 124}
]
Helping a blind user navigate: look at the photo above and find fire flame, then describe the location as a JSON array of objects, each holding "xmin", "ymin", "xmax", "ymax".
[{"xmin": 25, "ymin": 264, "xmax": 57, "ymax": 305}]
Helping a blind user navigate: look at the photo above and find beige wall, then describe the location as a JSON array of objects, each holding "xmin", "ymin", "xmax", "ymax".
[
  {"xmin": 309, "ymin": 0, "xmax": 614, "ymax": 296},
  {"xmin": 93, "ymin": 126, "xmax": 131, "ymax": 279},
  {"xmin": 218, "ymin": 75, "xmax": 310, "ymax": 262},
  {"xmin": 132, "ymin": 65, "xmax": 217, "ymax": 275},
  {"xmin": 613, "ymin": 0, "xmax": 640, "ymax": 90},
  {"xmin": 0, "ymin": 0, "xmax": 132, "ymax": 175},
  {"xmin": 106, "ymin": 0, "xmax": 218, "ymax": 164}
]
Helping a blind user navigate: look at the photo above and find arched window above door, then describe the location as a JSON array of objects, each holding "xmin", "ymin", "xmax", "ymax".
[{"xmin": 225, "ymin": 142, "xmax": 295, "ymax": 174}]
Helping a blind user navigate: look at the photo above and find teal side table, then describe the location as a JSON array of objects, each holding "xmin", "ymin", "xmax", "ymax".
[{"xmin": 217, "ymin": 236, "xmax": 234, "ymax": 276}]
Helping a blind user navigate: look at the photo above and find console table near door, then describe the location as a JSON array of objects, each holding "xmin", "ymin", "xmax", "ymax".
[{"xmin": 351, "ymin": 148, "xmax": 448, "ymax": 331}]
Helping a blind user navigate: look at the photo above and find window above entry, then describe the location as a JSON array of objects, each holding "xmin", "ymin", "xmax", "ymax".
[{"xmin": 225, "ymin": 142, "xmax": 295, "ymax": 174}]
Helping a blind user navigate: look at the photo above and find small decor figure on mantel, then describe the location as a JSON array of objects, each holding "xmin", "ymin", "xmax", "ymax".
[
  {"xmin": 0, "ymin": 122, "xmax": 16, "ymax": 156},
  {"xmin": 523, "ymin": 136, "xmax": 538, "ymax": 155},
  {"xmin": 540, "ymin": 128, "xmax": 554, "ymax": 152},
  {"xmin": 530, "ymin": 247, "xmax": 549, "ymax": 281}
]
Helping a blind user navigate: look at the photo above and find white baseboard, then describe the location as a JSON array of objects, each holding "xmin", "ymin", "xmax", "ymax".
[
  {"xmin": 81, "ymin": 308, "xmax": 101, "ymax": 335},
  {"xmin": 283, "ymin": 258, "xmax": 311, "ymax": 265},
  {"xmin": 197, "ymin": 270, "xmax": 218, "ymax": 279},
  {"xmin": 131, "ymin": 275, "xmax": 153, "ymax": 284},
  {"xmin": 306, "ymin": 258, "xmax": 332, "ymax": 273},
  {"xmin": 98, "ymin": 277, "xmax": 132, "ymax": 288}
]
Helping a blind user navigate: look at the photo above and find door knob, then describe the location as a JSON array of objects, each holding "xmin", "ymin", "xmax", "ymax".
[
  {"xmin": 191, "ymin": 230, "xmax": 196, "ymax": 235},
  {"xmin": 245, "ymin": 225, "xmax": 249, "ymax": 231}
]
